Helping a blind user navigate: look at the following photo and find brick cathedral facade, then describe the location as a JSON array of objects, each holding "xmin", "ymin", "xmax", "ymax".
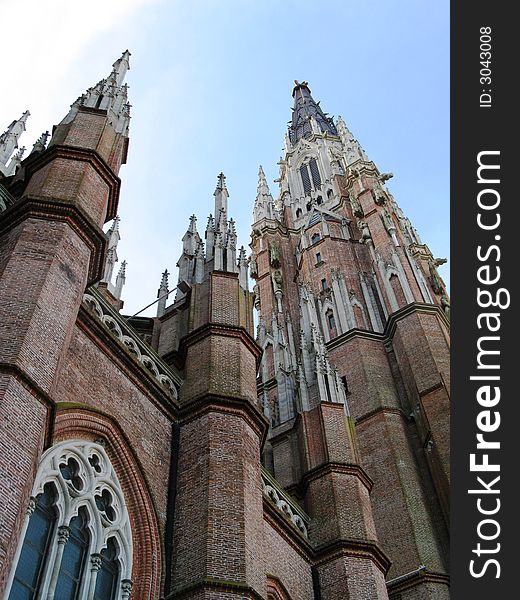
[{"xmin": 0, "ymin": 53, "xmax": 450, "ymax": 599}]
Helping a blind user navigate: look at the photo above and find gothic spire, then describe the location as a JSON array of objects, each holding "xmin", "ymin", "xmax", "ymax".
[
  {"xmin": 102, "ymin": 216, "xmax": 121, "ymax": 284},
  {"xmin": 0, "ymin": 110, "xmax": 30, "ymax": 174},
  {"xmin": 335, "ymin": 115, "xmax": 369, "ymax": 164},
  {"xmin": 59, "ymin": 51, "xmax": 131, "ymax": 136},
  {"xmin": 213, "ymin": 172, "xmax": 229, "ymax": 222},
  {"xmin": 114, "ymin": 260, "xmax": 127, "ymax": 300},
  {"xmin": 181, "ymin": 214, "xmax": 201, "ymax": 256},
  {"xmin": 288, "ymin": 81, "xmax": 337, "ymax": 145},
  {"xmin": 253, "ymin": 165, "xmax": 275, "ymax": 222},
  {"xmin": 157, "ymin": 269, "xmax": 169, "ymax": 317},
  {"xmin": 30, "ymin": 131, "xmax": 50, "ymax": 156}
]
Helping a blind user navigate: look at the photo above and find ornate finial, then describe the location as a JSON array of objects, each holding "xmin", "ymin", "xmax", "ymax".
[
  {"xmin": 31, "ymin": 131, "xmax": 50, "ymax": 155},
  {"xmin": 216, "ymin": 172, "xmax": 226, "ymax": 189},
  {"xmin": 14, "ymin": 146, "xmax": 25, "ymax": 160},
  {"xmin": 188, "ymin": 214, "xmax": 197, "ymax": 233},
  {"xmin": 118, "ymin": 260, "xmax": 127, "ymax": 276},
  {"xmin": 160, "ymin": 269, "xmax": 169, "ymax": 290}
]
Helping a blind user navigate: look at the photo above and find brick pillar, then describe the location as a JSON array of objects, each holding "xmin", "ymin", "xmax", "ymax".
[
  {"xmin": 170, "ymin": 271, "xmax": 267, "ymax": 599},
  {"xmin": 391, "ymin": 309, "xmax": 450, "ymax": 523},
  {"xmin": 0, "ymin": 106, "xmax": 124, "ymax": 593},
  {"xmin": 301, "ymin": 403, "xmax": 391, "ymax": 600}
]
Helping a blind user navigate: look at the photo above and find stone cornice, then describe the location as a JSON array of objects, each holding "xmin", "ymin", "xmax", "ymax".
[
  {"xmin": 326, "ymin": 302, "xmax": 449, "ymax": 352},
  {"xmin": 313, "ymin": 537, "xmax": 391, "ymax": 575},
  {"xmin": 177, "ymin": 393, "xmax": 269, "ymax": 445},
  {"xmin": 166, "ymin": 578, "xmax": 265, "ymax": 600},
  {"xmin": 0, "ymin": 196, "xmax": 107, "ymax": 284},
  {"xmin": 20, "ymin": 143, "xmax": 121, "ymax": 222},
  {"xmin": 178, "ymin": 322, "xmax": 263, "ymax": 368},
  {"xmin": 355, "ymin": 406, "xmax": 406, "ymax": 426},
  {"xmin": 302, "ymin": 461, "xmax": 374, "ymax": 493},
  {"xmin": 387, "ymin": 568, "xmax": 449, "ymax": 596}
]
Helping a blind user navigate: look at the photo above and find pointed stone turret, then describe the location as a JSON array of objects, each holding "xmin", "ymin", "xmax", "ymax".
[
  {"xmin": 5, "ymin": 147, "xmax": 26, "ymax": 176},
  {"xmin": 238, "ymin": 246, "xmax": 249, "ymax": 290},
  {"xmin": 205, "ymin": 214, "xmax": 216, "ymax": 261},
  {"xmin": 50, "ymin": 50, "xmax": 131, "ymax": 175},
  {"xmin": 178, "ymin": 214, "xmax": 201, "ymax": 285},
  {"xmin": 29, "ymin": 131, "xmax": 50, "ymax": 156},
  {"xmin": 111, "ymin": 49, "xmax": 131, "ymax": 88},
  {"xmin": 0, "ymin": 111, "xmax": 30, "ymax": 176},
  {"xmin": 289, "ymin": 81, "xmax": 337, "ymax": 145},
  {"xmin": 336, "ymin": 115, "xmax": 369, "ymax": 165},
  {"xmin": 67, "ymin": 49, "xmax": 131, "ymax": 131},
  {"xmin": 102, "ymin": 216, "xmax": 120, "ymax": 284},
  {"xmin": 253, "ymin": 165, "xmax": 275, "ymax": 223},
  {"xmin": 213, "ymin": 172, "xmax": 228, "ymax": 220},
  {"xmin": 157, "ymin": 269, "xmax": 169, "ymax": 317},
  {"xmin": 114, "ymin": 260, "xmax": 127, "ymax": 300}
]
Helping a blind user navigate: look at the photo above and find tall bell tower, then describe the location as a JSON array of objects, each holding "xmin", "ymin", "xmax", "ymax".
[{"xmin": 251, "ymin": 81, "xmax": 450, "ymax": 599}]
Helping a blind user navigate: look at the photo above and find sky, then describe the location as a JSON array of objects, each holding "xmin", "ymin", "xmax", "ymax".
[{"xmin": 1, "ymin": 0, "xmax": 449, "ymax": 317}]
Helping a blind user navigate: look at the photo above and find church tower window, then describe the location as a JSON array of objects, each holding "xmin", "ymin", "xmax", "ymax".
[
  {"xmin": 299, "ymin": 158, "xmax": 322, "ymax": 196},
  {"xmin": 6, "ymin": 441, "xmax": 133, "ymax": 600},
  {"xmin": 309, "ymin": 158, "xmax": 321, "ymax": 188}
]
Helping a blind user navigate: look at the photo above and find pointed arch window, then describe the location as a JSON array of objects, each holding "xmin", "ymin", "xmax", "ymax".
[
  {"xmin": 309, "ymin": 158, "xmax": 321, "ymax": 188},
  {"xmin": 9, "ymin": 483, "xmax": 57, "ymax": 599},
  {"xmin": 6, "ymin": 441, "xmax": 133, "ymax": 600},
  {"xmin": 299, "ymin": 158, "xmax": 322, "ymax": 196},
  {"xmin": 94, "ymin": 538, "xmax": 120, "ymax": 600},
  {"xmin": 299, "ymin": 164, "xmax": 312, "ymax": 195},
  {"xmin": 54, "ymin": 508, "xmax": 90, "ymax": 599}
]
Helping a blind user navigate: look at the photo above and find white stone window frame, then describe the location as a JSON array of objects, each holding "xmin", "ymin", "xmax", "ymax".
[{"xmin": 4, "ymin": 440, "xmax": 133, "ymax": 600}]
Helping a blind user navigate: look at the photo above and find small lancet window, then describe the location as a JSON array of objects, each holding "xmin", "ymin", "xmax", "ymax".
[
  {"xmin": 9, "ymin": 484, "xmax": 57, "ymax": 599},
  {"xmin": 54, "ymin": 508, "xmax": 90, "ymax": 599},
  {"xmin": 309, "ymin": 157, "xmax": 321, "ymax": 188},
  {"xmin": 94, "ymin": 538, "xmax": 120, "ymax": 600},
  {"xmin": 311, "ymin": 232, "xmax": 321, "ymax": 245}
]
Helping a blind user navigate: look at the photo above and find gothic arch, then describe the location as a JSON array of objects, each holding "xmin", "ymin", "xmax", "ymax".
[
  {"xmin": 266, "ymin": 575, "xmax": 292, "ymax": 600},
  {"xmin": 51, "ymin": 407, "xmax": 162, "ymax": 600},
  {"xmin": 5, "ymin": 439, "xmax": 134, "ymax": 600}
]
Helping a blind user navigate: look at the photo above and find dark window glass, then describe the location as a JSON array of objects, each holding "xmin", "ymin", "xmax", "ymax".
[
  {"xmin": 311, "ymin": 233, "xmax": 321, "ymax": 245},
  {"xmin": 315, "ymin": 252, "xmax": 322, "ymax": 264},
  {"xmin": 309, "ymin": 158, "xmax": 321, "ymax": 188},
  {"xmin": 300, "ymin": 164, "xmax": 311, "ymax": 195},
  {"xmin": 327, "ymin": 311, "xmax": 336, "ymax": 331},
  {"xmin": 94, "ymin": 539, "xmax": 119, "ymax": 600},
  {"xmin": 321, "ymin": 278, "xmax": 328, "ymax": 290},
  {"xmin": 316, "ymin": 196, "xmax": 323, "ymax": 205},
  {"xmin": 55, "ymin": 509, "xmax": 89, "ymax": 600},
  {"xmin": 9, "ymin": 484, "xmax": 57, "ymax": 600},
  {"xmin": 296, "ymin": 208, "xmax": 302, "ymax": 218},
  {"xmin": 327, "ymin": 189, "xmax": 333, "ymax": 199}
]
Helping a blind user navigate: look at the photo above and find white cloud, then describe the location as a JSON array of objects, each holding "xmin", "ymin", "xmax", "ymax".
[{"xmin": 0, "ymin": 0, "xmax": 158, "ymax": 152}]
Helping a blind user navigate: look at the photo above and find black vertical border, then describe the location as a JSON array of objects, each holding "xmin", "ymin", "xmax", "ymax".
[{"xmin": 452, "ymin": 3, "xmax": 515, "ymax": 597}]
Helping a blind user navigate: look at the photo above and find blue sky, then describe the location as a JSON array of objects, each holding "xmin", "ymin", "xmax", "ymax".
[{"xmin": 2, "ymin": 0, "xmax": 449, "ymax": 316}]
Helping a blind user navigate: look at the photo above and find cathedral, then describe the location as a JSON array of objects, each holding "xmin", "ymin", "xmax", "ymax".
[{"xmin": 0, "ymin": 52, "xmax": 450, "ymax": 599}]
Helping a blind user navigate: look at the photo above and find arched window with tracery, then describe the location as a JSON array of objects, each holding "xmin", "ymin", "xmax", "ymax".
[{"xmin": 6, "ymin": 440, "xmax": 133, "ymax": 600}]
